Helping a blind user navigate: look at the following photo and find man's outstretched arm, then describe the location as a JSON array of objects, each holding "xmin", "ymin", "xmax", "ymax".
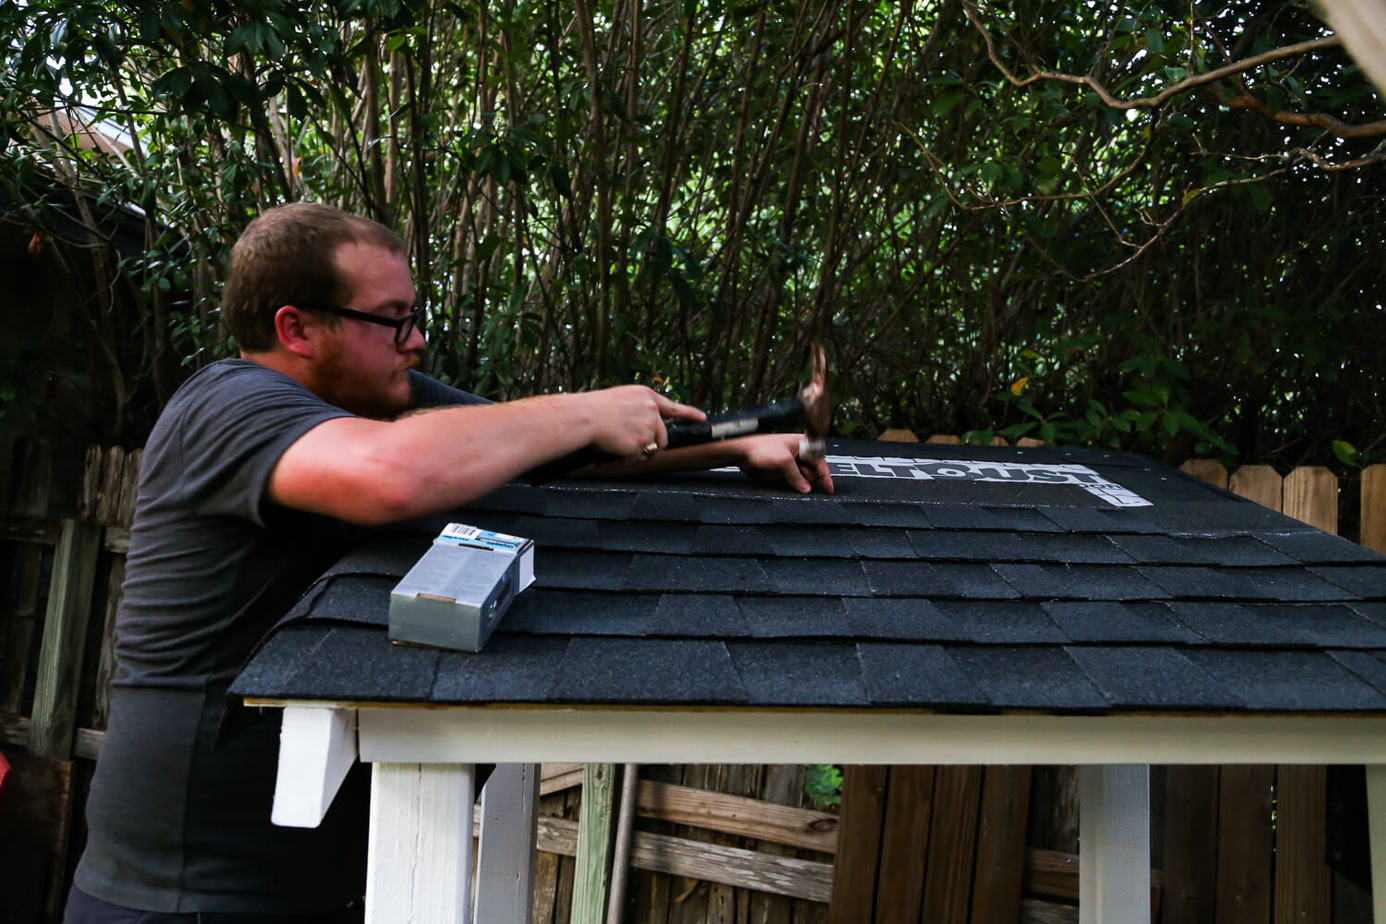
[{"xmin": 267, "ymin": 385, "xmax": 705, "ymax": 524}]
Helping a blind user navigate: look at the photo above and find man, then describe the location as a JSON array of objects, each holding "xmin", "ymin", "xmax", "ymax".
[{"xmin": 66, "ymin": 202, "xmax": 831, "ymax": 922}]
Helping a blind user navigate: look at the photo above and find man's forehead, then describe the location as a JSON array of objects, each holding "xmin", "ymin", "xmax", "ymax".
[{"xmin": 333, "ymin": 242, "xmax": 415, "ymax": 303}]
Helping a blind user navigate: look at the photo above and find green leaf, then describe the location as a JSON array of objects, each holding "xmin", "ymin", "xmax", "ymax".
[
  {"xmin": 1332, "ymin": 440, "xmax": 1361, "ymax": 467},
  {"xmin": 474, "ymin": 233, "xmax": 501, "ymax": 263},
  {"xmin": 933, "ymin": 91, "xmax": 964, "ymax": 117}
]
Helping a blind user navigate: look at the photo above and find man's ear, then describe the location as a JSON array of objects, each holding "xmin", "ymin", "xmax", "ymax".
[{"xmin": 273, "ymin": 305, "xmax": 315, "ymax": 358}]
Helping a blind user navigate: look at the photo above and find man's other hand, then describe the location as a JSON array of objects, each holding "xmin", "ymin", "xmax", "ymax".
[{"xmin": 732, "ymin": 433, "xmax": 834, "ymax": 494}]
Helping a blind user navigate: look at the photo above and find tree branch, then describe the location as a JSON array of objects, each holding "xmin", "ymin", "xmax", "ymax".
[{"xmin": 960, "ymin": 1, "xmax": 1386, "ymax": 139}]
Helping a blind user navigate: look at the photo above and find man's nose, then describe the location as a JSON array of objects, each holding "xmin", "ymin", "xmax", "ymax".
[{"xmin": 400, "ymin": 321, "xmax": 426, "ymax": 351}]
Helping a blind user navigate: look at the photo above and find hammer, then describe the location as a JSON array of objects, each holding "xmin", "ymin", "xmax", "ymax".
[
  {"xmin": 527, "ymin": 344, "xmax": 831, "ymax": 481},
  {"xmin": 662, "ymin": 343, "xmax": 830, "ymax": 461}
]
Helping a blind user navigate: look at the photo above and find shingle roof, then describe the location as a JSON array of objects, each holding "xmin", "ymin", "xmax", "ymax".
[{"xmin": 231, "ymin": 440, "xmax": 1386, "ymax": 714}]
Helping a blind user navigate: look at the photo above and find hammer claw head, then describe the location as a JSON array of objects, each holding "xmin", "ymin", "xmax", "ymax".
[{"xmin": 799, "ymin": 343, "xmax": 831, "ymax": 446}]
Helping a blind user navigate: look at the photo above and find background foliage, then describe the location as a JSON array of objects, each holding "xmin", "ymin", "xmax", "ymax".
[{"xmin": 2, "ymin": 0, "xmax": 1383, "ymax": 468}]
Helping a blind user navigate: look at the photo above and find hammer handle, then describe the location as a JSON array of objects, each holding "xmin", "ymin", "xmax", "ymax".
[
  {"xmin": 664, "ymin": 397, "xmax": 806, "ymax": 449},
  {"xmin": 526, "ymin": 396, "xmax": 806, "ymax": 483}
]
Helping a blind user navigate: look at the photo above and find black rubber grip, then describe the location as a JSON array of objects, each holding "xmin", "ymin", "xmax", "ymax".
[
  {"xmin": 664, "ymin": 397, "xmax": 805, "ymax": 449},
  {"xmin": 527, "ymin": 396, "xmax": 806, "ymax": 482}
]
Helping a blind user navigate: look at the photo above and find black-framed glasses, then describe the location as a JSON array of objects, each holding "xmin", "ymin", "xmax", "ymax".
[{"xmin": 296, "ymin": 303, "xmax": 424, "ymax": 345}]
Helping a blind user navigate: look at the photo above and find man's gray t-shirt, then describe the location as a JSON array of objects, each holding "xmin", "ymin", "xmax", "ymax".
[{"xmin": 74, "ymin": 359, "xmax": 485, "ymax": 913}]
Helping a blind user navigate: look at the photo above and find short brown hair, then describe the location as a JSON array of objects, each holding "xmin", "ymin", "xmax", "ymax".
[{"xmin": 221, "ymin": 202, "xmax": 405, "ymax": 352}]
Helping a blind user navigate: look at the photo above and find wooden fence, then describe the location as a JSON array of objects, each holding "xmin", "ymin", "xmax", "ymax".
[{"xmin": 2, "ymin": 432, "xmax": 1385, "ymax": 923}]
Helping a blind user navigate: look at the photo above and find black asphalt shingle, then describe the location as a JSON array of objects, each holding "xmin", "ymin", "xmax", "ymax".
[
  {"xmin": 1065, "ymin": 646, "xmax": 1237, "ymax": 709},
  {"xmin": 231, "ymin": 439, "xmax": 1386, "ymax": 716},
  {"xmin": 994, "ymin": 563, "xmax": 1171, "ymax": 601},
  {"xmin": 730, "ymin": 642, "xmax": 869, "ymax": 705},
  {"xmin": 1042, "ymin": 602, "xmax": 1201, "ymax": 644},
  {"xmin": 855, "ymin": 643, "xmax": 985, "ymax": 707},
  {"xmin": 550, "ymin": 638, "xmax": 747, "ymax": 703}
]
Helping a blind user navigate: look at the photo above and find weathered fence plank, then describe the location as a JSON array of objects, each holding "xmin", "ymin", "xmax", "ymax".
[
  {"xmin": 636, "ymin": 778, "xmax": 838, "ymax": 854},
  {"xmin": 873, "ymin": 765, "xmax": 934, "ymax": 924},
  {"xmin": 27, "ymin": 519, "xmax": 101, "ymax": 760},
  {"xmin": 573, "ymin": 763, "xmax": 617, "ymax": 924},
  {"xmin": 920, "ymin": 766, "xmax": 984, "ymax": 924},
  {"xmin": 747, "ymin": 762, "xmax": 806, "ymax": 924},
  {"xmin": 1272, "ymin": 765, "xmax": 1330, "ymax": 924},
  {"xmin": 86, "ymin": 447, "xmax": 140, "ymax": 730},
  {"xmin": 536, "ymin": 815, "xmax": 835, "ymax": 903},
  {"xmin": 1, "ymin": 436, "xmax": 52, "ymax": 715},
  {"xmin": 970, "ymin": 765, "xmax": 1033, "ymax": 924},
  {"xmin": 1215, "ymin": 764, "xmax": 1274, "ymax": 924},
  {"xmin": 1161, "ymin": 766, "xmax": 1219, "ymax": 924},
  {"xmin": 826, "ymin": 765, "xmax": 888, "ymax": 923}
]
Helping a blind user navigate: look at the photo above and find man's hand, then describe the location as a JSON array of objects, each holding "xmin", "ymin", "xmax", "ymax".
[
  {"xmin": 578, "ymin": 385, "xmax": 705, "ymax": 458},
  {"xmin": 729, "ymin": 433, "xmax": 834, "ymax": 494}
]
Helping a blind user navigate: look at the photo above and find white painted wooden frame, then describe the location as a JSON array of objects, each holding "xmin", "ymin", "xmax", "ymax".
[
  {"xmin": 1079, "ymin": 765, "xmax": 1150, "ymax": 924},
  {"xmin": 272, "ymin": 705, "xmax": 356, "ymax": 827},
  {"xmin": 476, "ymin": 763, "xmax": 540, "ymax": 922},
  {"xmin": 269, "ymin": 702, "xmax": 1386, "ymax": 924},
  {"xmin": 366, "ymin": 762, "xmax": 474, "ymax": 924}
]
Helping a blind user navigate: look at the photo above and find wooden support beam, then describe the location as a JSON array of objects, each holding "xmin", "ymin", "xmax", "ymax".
[
  {"xmin": 476, "ymin": 763, "xmax": 540, "ymax": 924},
  {"xmin": 572, "ymin": 763, "xmax": 617, "ymax": 924},
  {"xmin": 28, "ymin": 519, "xmax": 101, "ymax": 760},
  {"xmin": 366, "ymin": 762, "xmax": 475, "ymax": 924},
  {"xmin": 271, "ymin": 706, "xmax": 357, "ymax": 828},
  {"xmin": 1367, "ymin": 765, "xmax": 1386, "ymax": 924},
  {"xmin": 1078, "ymin": 765, "xmax": 1150, "ymax": 924}
]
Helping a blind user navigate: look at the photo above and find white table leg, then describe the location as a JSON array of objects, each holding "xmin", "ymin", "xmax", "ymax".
[
  {"xmin": 272, "ymin": 706, "xmax": 357, "ymax": 828},
  {"xmin": 1367, "ymin": 765, "xmax": 1386, "ymax": 924},
  {"xmin": 366, "ymin": 762, "xmax": 475, "ymax": 924},
  {"xmin": 476, "ymin": 763, "xmax": 540, "ymax": 923},
  {"xmin": 1079, "ymin": 765, "xmax": 1151, "ymax": 924}
]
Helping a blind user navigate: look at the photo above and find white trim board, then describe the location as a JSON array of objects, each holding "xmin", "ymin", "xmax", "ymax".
[{"xmin": 340, "ymin": 707, "xmax": 1386, "ymax": 765}]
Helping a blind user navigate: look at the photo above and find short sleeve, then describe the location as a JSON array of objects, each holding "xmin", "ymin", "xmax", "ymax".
[{"xmin": 141, "ymin": 362, "xmax": 353, "ymax": 528}]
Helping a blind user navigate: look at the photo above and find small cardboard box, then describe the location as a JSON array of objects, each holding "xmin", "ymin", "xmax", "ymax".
[{"xmin": 388, "ymin": 523, "xmax": 535, "ymax": 652}]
